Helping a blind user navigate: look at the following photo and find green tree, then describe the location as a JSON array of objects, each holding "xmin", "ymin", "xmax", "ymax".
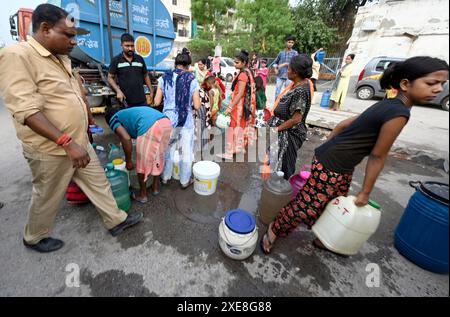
[
  {"xmin": 191, "ymin": 0, "xmax": 236, "ymax": 40},
  {"xmin": 236, "ymin": 0, "xmax": 295, "ymax": 56},
  {"xmin": 293, "ymin": 0, "xmax": 374, "ymax": 46},
  {"xmin": 291, "ymin": 16, "xmax": 339, "ymax": 55}
]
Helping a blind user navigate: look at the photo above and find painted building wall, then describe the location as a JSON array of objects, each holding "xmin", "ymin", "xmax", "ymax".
[
  {"xmin": 345, "ymin": 0, "xmax": 449, "ymax": 76},
  {"xmin": 161, "ymin": 0, "xmax": 192, "ymax": 58}
]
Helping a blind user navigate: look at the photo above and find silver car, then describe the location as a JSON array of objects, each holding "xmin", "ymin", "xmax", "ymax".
[{"xmin": 356, "ymin": 56, "xmax": 449, "ymax": 111}]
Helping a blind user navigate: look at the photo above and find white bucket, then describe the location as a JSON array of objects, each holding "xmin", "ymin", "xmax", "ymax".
[
  {"xmin": 218, "ymin": 219, "xmax": 258, "ymax": 260},
  {"xmin": 193, "ymin": 161, "xmax": 221, "ymax": 196},
  {"xmin": 172, "ymin": 150, "xmax": 181, "ymax": 180}
]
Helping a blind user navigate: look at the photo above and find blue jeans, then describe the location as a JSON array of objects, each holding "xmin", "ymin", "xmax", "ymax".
[
  {"xmin": 275, "ymin": 77, "xmax": 292, "ymax": 100},
  {"xmin": 162, "ymin": 127, "xmax": 194, "ymax": 186}
]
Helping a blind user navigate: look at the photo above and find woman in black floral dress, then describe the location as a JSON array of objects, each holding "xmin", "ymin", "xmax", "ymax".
[{"xmin": 266, "ymin": 54, "xmax": 314, "ymax": 180}]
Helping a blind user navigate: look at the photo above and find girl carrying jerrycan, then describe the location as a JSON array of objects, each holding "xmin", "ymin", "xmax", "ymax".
[{"xmin": 260, "ymin": 56, "xmax": 449, "ymax": 256}]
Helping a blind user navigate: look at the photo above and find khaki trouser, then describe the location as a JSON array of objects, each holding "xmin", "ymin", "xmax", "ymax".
[{"xmin": 22, "ymin": 143, "xmax": 128, "ymax": 245}]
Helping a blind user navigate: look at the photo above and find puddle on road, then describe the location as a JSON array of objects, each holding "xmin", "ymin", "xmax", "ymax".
[{"xmin": 175, "ymin": 181, "xmax": 261, "ymax": 224}]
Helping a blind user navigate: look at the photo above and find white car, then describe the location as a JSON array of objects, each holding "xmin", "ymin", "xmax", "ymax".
[{"xmin": 220, "ymin": 57, "xmax": 237, "ymax": 82}]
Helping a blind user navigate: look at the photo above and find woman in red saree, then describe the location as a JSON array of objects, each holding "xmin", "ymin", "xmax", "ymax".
[{"xmin": 217, "ymin": 50, "xmax": 256, "ymax": 160}]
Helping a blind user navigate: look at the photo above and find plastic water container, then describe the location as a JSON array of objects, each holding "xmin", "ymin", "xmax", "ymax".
[
  {"xmin": 113, "ymin": 158, "xmax": 130, "ymax": 186},
  {"xmin": 395, "ymin": 181, "xmax": 449, "ymax": 274},
  {"xmin": 320, "ymin": 90, "xmax": 332, "ymax": 108},
  {"xmin": 312, "ymin": 196, "xmax": 382, "ymax": 256},
  {"xmin": 92, "ymin": 143, "xmax": 109, "ymax": 168},
  {"xmin": 216, "ymin": 112, "xmax": 231, "ymax": 129},
  {"xmin": 108, "ymin": 143, "xmax": 124, "ymax": 162},
  {"xmin": 219, "ymin": 209, "xmax": 258, "ymax": 260},
  {"xmin": 66, "ymin": 181, "xmax": 89, "ymax": 205},
  {"xmin": 193, "ymin": 161, "xmax": 221, "ymax": 196},
  {"xmin": 316, "ymin": 51, "xmax": 326, "ymax": 64},
  {"xmin": 89, "ymin": 125, "xmax": 104, "ymax": 135},
  {"xmin": 289, "ymin": 165, "xmax": 312, "ymax": 198},
  {"xmin": 105, "ymin": 163, "xmax": 131, "ymax": 213},
  {"xmin": 172, "ymin": 150, "xmax": 181, "ymax": 180},
  {"xmin": 259, "ymin": 171, "xmax": 293, "ymax": 225}
]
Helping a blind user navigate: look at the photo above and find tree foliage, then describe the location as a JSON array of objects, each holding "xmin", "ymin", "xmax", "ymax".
[
  {"xmin": 190, "ymin": 0, "xmax": 374, "ymax": 58},
  {"xmin": 235, "ymin": 0, "xmax": 295, "ymax": 56}
]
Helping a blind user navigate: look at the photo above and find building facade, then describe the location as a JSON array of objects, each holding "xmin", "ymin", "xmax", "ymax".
[
  {"xmin": 344, "ymin": 0, "xmax": 449, "ymax": 76},
  {"xmin": 161, "ymin": 0, "xmax": 192, "ymax": 58}
]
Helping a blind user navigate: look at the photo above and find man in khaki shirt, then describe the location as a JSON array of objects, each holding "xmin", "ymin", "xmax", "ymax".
[{"xmin": 0, "ymin": 4, "xmax": 143, "ymax": 253}]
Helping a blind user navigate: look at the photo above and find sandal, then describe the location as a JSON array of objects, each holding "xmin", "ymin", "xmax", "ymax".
[
  {"xmin": 260, "ymin": 223, "xmax": 276, "ymax": 255},
  {"xmin": 312, "ymin": 238, "xmax": 349, "ymax": 258},
  {"xmin": 180, "ymin": 179, "xmax": 194, "ymax": 190},
  {"xmin": 216, "ymin": 153, "xmax": 233, "ymax": 160},
  {"xmin": 131, "ymin": 192, "xmax": 148, "ymax": 204}
]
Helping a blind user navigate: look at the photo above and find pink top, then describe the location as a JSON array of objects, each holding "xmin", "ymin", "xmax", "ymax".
[
  {"xmin": 257, "ymin": 68, "xmax": 269, "ymax": 88},
  {"xmin": 212, "ymin": 57, "xmax": 221, "ymax": 74}
]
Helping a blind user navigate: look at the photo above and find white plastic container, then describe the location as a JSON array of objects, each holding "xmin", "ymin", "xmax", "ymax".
[
  {"xmin": 216, "ymin": 113, "xmax": 231, "ymax": 130},
  {"xmin": 193, "ymin": 161, "xmax": 221, "ymax": 196},
  {"xmin": 312, "ymin": 196, "xmax": 382, "ymax": 256},
  {"xmin": 172, "ymin": 150, "xmax": 181, "ymax": 180},
  {"xmin": 218, "ymin": 212, "xmax": 258, "ymax": 261}
]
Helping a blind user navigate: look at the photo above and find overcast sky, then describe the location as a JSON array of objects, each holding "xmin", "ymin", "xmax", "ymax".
[{"xmin": 0, "ymin": 0, "xmax": 300, "ymax": 47}]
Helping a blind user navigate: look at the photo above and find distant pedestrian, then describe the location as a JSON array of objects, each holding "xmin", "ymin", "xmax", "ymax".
[
  {"xmin": 273, "ymin": 36, "xmax": 299, "ymax": 100},
  {"xmin": 194, "ymin": 58, "xmax": 211, "ymax": 85},
  {"xmin": 250, "ymin": 52, "xmax": 260, "ymax": 76},
  {"xmin": 254, "ymin": 76, "xmax": 268, "ymax": 129},
  {"xmin": 212, "ymin": 55, "xmax": 221, "ymax": 77},
  {"xmin": 329, "ymin": 54, "xmax": 355, "ymax": 111},
  {"xmin": 311, "ymin": 48, "xmax": 324, "ymax": 92},
  {"xmin": 257, "ymin": 59, "xmax": 270, "ymax": 89}
]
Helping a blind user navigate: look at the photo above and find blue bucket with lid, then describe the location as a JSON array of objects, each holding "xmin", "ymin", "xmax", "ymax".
[{"xmin": 225, "ymin": 209, "xmax": 256, "ymax": 234}]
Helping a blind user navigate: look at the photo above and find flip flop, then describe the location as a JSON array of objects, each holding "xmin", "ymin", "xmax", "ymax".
[
  {"xmin": 216, "ymin": 153, "xmax": 233, "ymax": 160},
  {"xmin": 180, "ymin": 179, "xmax": 194, "ymax": 190},
  {"xmin": 259, "ymin": 233, "xmax": 273, "ymax": 255},
  {"xmin": 312, "ymin": 238, "xmax": 349, "ymax": 258},
  {"xmin": 131, "ymin": 192, "xmax": 148, "ymax": 204}
]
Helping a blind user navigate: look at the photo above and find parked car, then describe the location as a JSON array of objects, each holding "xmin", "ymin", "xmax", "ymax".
[
  {"xmin": 220, "ymin": 57, "xmax": 237, "ymax": 82},
  {"xmin": 356, "ymin": 56, "xmax": 449, "ymax": 111}
]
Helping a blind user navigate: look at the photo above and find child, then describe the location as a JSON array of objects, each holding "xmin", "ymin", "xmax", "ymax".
[
  {"xmin": 257, "ymin": 59, "xmax": 270, "ymax": 89},
  {"xmin": 212, "ymin": 55, "xmax": 221, "ymax": 77},
  {"xmin": 254, "ymin": 76, "xmax": 267, "ymax": 128},
  {"xmin": 105, "ymin": 106, "xmax": 173, "ymax": 203},
  {"xmin": 203, "ymin": 76, "xmax": 223, "ymax": 125},
  {"xmin": 260, "ymin": 56, "xmax": 449, "ymax": 255}
]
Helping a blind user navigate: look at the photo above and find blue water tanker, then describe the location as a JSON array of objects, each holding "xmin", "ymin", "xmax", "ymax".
[{"xmin": 48, "ymin": 0, "xmax": 176, "ymax": 71}]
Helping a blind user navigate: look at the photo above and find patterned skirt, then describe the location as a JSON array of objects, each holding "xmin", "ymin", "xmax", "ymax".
[
  {"xmin": 136, "ymin": 118, "xmax": 172, "ymax": 182},
  {"xmin": 272, "ymin": 157, "xmax": 353, "ymax": 237}
]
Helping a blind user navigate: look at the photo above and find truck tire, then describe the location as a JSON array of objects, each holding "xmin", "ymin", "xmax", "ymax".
[{"xmin": 357, "ymin": 86, "xmax": 375, "ymax": 100}]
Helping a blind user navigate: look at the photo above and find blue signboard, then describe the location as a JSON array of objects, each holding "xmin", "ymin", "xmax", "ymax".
[{"xmin": 55, "ymin": 0, "xmax": 176, "ymax": 69}]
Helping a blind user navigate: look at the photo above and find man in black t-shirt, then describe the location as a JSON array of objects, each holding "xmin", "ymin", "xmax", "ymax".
[{"xmin": 108, "ymin": 33, "xmax": 153, "ymax": 107}]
